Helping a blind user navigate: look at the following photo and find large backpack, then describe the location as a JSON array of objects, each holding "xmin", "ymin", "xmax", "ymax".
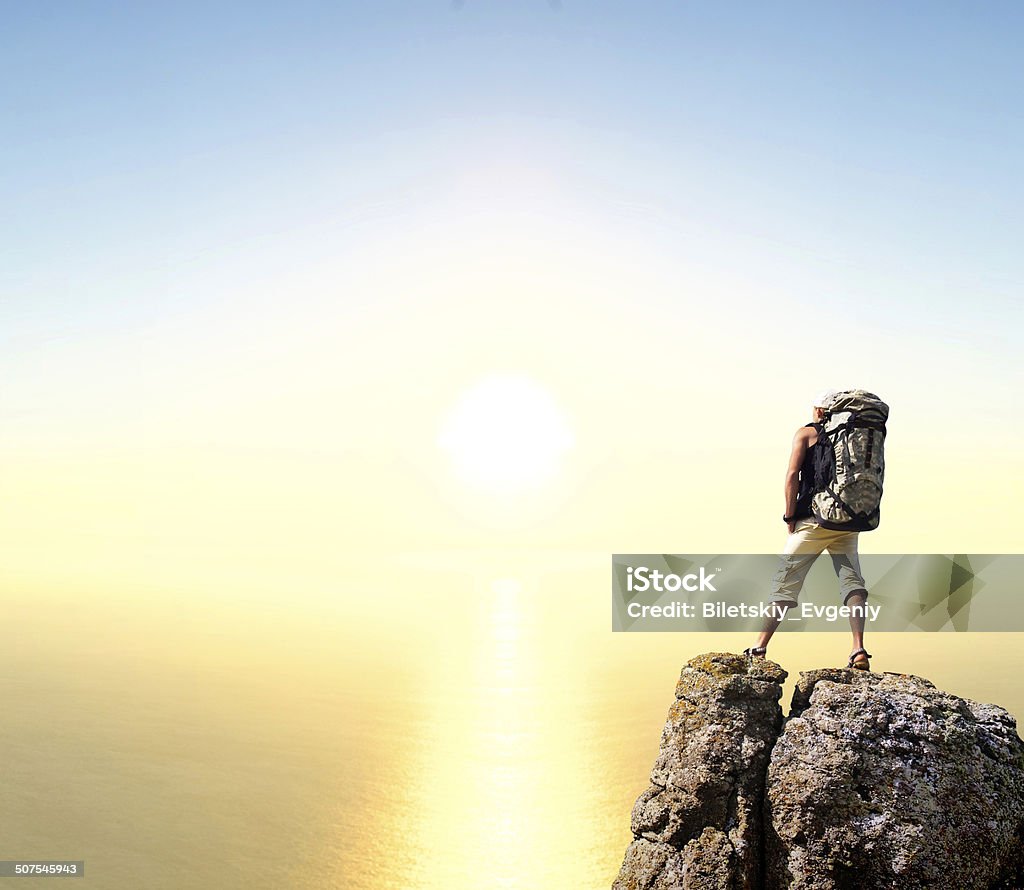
[{"xmin": 811, "ymin": 390, "xmax": 889, "ymax": 531}]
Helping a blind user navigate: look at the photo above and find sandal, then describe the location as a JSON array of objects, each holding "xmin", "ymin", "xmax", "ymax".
[
  {"xmin": 743, "ymin": 646, "xmax": 768, "ymax": 658},
  {"xmin": 848, "ymin": 648, "xmax": 872, "ymax": 671}
]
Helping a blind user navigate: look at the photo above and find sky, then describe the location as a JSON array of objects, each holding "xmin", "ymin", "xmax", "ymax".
[
  {"xmin": 1, "ymin": 1, "xmax": 1022, "ymax": 582},
  {"xmin": 5, "ymin": 2, "xmax": 1023, "ymax": 315}
]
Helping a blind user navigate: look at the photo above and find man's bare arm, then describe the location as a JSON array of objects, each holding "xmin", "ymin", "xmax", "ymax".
[{"xmin": 784, "ymin": 427, "xmax": 813, "ymax": 532}]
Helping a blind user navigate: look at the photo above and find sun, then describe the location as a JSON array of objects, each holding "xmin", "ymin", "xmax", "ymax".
[{"xmin": 437, "ymin": 373, "xmax": 574, "ymax": 493}]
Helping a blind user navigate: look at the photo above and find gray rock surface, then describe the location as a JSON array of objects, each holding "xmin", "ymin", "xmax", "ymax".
[
  {"xmin": 767, "ymin": 669, "xmax": 1024, "ymax": 889},
  {"xmin": 613, "ymin": 652, "xmax": 787, "ymax": 890},
  {"xmin": 614, "ymin": 655, "xmax": 1024, "ymax": 890}
]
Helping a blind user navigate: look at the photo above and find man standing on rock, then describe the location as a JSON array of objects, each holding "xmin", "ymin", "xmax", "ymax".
[{"xmin": 743, "ymin": 390, "xmax": 873, "ymax": 670}]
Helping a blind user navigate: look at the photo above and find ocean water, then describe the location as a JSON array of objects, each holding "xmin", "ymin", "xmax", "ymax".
[{"xmin": 2, "ymin": 563, "xmax": 1021, "ymax": 889}]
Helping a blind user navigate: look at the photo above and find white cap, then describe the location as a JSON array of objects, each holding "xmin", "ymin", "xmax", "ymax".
[{"xmin": 812, "ymin": 389, "xmax": 837, "ymax": 409}]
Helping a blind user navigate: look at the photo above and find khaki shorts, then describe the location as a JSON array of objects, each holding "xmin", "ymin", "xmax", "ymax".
[{"xmin": 768, "ymin": 517, "xmax": 867, "ymax": 605}]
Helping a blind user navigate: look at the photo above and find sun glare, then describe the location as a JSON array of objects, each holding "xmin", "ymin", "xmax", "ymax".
[{"xmin": 437, "ymin": 374, "xmax": 574, "ymax": 494}]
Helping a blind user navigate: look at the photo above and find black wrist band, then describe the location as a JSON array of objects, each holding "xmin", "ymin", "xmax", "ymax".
[{"xmin": 783, "ymin": 514, "xmax": 796, "ymax": 522}]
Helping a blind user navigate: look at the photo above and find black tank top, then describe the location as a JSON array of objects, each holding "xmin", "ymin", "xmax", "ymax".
[{"xmin": 794, "ymin": 423, "xmax": 823, "ymax": 520}]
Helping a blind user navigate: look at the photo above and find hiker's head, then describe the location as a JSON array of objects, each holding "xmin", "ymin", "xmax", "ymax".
[{"xmin": 812, "ymin": 389, "xmax": 836, "ymax": 421}]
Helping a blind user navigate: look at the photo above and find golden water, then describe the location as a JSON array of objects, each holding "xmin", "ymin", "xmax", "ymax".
[{"xmin": 2, "ymin": 559, "xmax": 1021, "ymax": 889}]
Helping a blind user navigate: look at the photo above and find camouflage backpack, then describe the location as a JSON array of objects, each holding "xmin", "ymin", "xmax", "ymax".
[{"xmin": 811, "ymin": 390, "xmax": 889, "ymax": 531}]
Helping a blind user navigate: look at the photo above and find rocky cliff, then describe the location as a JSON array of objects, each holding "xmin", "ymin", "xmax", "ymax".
[{"xmin": 613, "ymin": 653, "xmax": 1024, "ymax": 890}]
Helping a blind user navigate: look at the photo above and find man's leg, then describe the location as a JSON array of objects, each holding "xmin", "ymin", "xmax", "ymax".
[
  {"xmin": 754, "ymin": 601, "xmax": 794, "ymax": 650},
  {"xmin": 828, "ymin": 531, "xmax": 870, "ymax": 667},
  {"xmin": 748, "ymin": 519, "xmax": 823, "ymax": 655},
  {"xmin": 845, "ymin": 589, "xmax": 867, "ymax": 652}
]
